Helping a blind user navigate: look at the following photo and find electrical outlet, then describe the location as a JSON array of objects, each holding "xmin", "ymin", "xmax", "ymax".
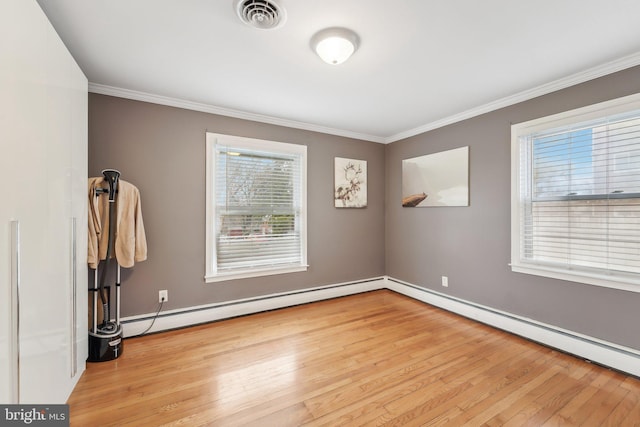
[
  {"xmin": 441, "ymin": 276, "xmax": 449, "ymax": 287},
  {"xmin": 159, "ymin": 290, "xmax": 168, "ymax": 303}
]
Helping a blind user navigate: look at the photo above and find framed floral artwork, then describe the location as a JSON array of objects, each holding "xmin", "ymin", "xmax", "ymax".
[{"xmin": 334, "ymin": 157, "xmax": 367, "ymax": 208}]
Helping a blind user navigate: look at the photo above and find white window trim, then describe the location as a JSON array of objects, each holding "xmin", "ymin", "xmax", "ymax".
[
  {"xmin": 511, "ymin": 92, "xmax": 640, "ymax": 293},
  {"xmin": 205, "ymin": 132, "xmax": 308, "ymax": 283}
]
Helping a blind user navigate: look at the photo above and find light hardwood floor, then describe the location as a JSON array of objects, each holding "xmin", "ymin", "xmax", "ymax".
[{"xmin": 68, "ymin": 290, "xmax": 640, "ymax": 426}]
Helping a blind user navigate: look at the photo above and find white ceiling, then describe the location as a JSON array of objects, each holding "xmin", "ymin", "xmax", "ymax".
[{"xmin": 36, "ymin": 0, "xmax": 640, "ymax": 143}]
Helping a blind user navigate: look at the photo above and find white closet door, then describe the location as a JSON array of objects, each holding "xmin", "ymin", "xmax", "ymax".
[
  {"xmin": 0, "ymin": 0, "xmax": 49, "ymax": 404},
  {"xmin": 70, "ymin": 59, "xmax": 89, "ymax": 379},
  {"xmin": 0, "ymin": 0, "xmax": 87, "ymax": 404},
  {"xmin": 23, "ymin": 11, "xmax": 74, "ymax": 402}
]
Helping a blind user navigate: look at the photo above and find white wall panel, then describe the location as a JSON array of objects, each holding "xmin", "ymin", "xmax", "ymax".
[{"xmin": 0, "ymin": 0, "xmax": 87, "ymax": 404}]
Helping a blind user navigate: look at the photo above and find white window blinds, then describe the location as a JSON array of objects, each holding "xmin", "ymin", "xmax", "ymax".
[
  {"xmin": 512, "ymin": 95, "xmax": 640, "ymax": 291},
  {"xmin": 206, "ymin": 133, "xmax": 307, "ymax": 281}
]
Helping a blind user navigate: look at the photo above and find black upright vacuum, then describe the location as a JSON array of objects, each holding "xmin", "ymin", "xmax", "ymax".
[{"xmin": 88, "ymin": 169, "xmax": 124, "ymax": 362}]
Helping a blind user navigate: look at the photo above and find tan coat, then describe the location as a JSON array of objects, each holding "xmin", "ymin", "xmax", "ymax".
[{"xmin": 88, "ymin": 177, "xmax": 147, "ymax": 269}]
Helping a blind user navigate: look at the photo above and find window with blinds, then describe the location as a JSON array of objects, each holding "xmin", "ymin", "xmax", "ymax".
[
  {"xmin": 511, "ymin": 93, "xmax": 640, "ymax": 292},
  {"xmin": 205, "ymin": 133, "xmax": 307, "ymax": 282}
]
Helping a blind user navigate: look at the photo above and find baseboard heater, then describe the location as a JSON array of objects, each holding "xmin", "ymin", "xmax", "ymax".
[
  {"xmin": 385, "ymin": 277, "xmax": 640, "ymax": 378},
  {"xmin": 121, "ymin": 275, "xmax": 640, "ymax": 378},
  {"xmin": 121, "ymin": 277, "xmax": 387, "ymax": 337}
]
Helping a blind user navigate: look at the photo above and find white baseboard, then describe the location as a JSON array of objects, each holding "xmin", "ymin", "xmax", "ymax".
[
  {"xmin": 121, "ymin": 277, "xmax": 386, "ymax": 337},
  {"xmin": 121, "ymin": 275, "xmax": 639, "ymax": 377},
  {"xmin": 385, "ymin": 276, "xmax": 640, "ymax": 378}
]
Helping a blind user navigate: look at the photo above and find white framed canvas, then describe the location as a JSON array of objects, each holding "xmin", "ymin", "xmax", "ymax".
[
  {"xmin": 402, "ymin": 146, "xmax": 469, "ymax": 207},
  {"xmin": 334, "ymin": 157, "xmax": 367, "ymax": 208}
]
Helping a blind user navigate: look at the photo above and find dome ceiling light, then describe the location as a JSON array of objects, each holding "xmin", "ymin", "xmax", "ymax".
[{"xmin": 310, "ymin": 27, "xmax": 359, "ymax": 65}]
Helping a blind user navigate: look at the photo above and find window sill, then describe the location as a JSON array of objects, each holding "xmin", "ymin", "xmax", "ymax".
[
  {"xmin": 510, "ymin": 262, "xmax": 640, "ymax": 293},
  {"xmin": 205, "ymin": 265, "xmax": 309, "ymax": 283}
]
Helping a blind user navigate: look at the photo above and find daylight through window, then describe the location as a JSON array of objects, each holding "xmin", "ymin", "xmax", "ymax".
[
  {"xmin": 511, "ymin": 93, "xmax": 640, "ymax": 292},
  {"xmin": 206, "ymin": 133, "xmax": 307, "ymax": 282}
]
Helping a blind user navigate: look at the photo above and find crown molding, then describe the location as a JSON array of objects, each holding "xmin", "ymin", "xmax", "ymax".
[
  {"xmin": 89, "ymin": 51, "xmax": 640, "ymax": 145},
  {"xmin": 385, "ymin": 51, "xmax": 640, "ymax": 143},
  {"xmin": 88, "ymin": 83, "xmax": 386, "ymax": 144}
]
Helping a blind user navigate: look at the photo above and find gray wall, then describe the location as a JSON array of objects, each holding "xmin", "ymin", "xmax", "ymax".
[
  {"xmin": 90, "ymin": 65, "xmax": 640, "ymax": 352},
  {"xmin": 385, "ymin": 65, "xmax": 640, "ymax": 351},
  {"xmin": 89, "ymin": 94, "xmax": 385, "ymax": 317}
]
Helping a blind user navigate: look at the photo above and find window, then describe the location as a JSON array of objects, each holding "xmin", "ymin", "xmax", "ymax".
[
  {"xmin": 205, "ymin": 133, "xmax": 307, "ymax": 282},
  {"xmin": 511, "ymin": 93, "xmax": 640, "ymax": 292}
]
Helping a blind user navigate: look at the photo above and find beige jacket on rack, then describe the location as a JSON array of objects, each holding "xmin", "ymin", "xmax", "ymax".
[{"xmin": 88, "ymin": 177, "xmax": 148, "ymax": 269}]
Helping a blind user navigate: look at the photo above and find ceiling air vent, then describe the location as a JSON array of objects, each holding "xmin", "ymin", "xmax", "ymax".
[{"xmin": 235, "ymin": 0, "xmax": 286, "ymax": 30}]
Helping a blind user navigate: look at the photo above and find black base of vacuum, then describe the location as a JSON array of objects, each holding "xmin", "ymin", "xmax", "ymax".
[{"xmin": 88, "ymin": 324, "xmax": 123, "ymax": 362}]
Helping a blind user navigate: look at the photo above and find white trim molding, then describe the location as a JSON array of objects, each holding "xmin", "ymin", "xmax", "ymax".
[
  {"xmin": 385, "ymin": 277, "xmax": 640, "ymax": 378},
  {"xmin": 88, "ymin": 83, "xmax": 385, "ymax": 144},
  {"xmin": 386, "ymin": 51, "xmax": 640, "ymax": 143},
  {"xmin": 90, "ymin": 52, "xmax": 640, "ymax": 144}
]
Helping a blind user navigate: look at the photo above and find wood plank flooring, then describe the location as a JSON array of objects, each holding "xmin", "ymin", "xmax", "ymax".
[{"xmin": 68, "ymin": 290, "xmax": 640, "ymax": 426}]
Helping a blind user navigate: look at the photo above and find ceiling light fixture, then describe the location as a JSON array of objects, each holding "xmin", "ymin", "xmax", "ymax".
[{"xmin": 310, "ymin": 27, "xmax": 359, "ymax": 65}]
